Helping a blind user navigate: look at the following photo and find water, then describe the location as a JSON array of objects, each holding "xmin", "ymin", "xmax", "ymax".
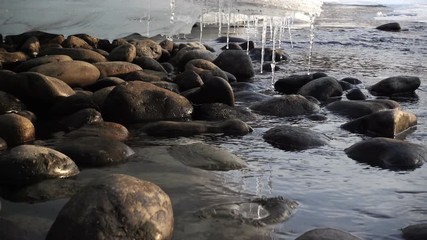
[{"xmin": 1, "ymin": 2, "xmax": 427, "ymax": 240}]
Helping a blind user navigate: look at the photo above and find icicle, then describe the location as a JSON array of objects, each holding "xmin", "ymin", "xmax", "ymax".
[
  {"xmin": 307, "ymin": 14, "xmax": 316, "ymax": 74},
  {"xmin": 246, "ymin": 15, "xmax": 251, "ymax": 54},
  {"xmin": 271, "ymin": 21, "xmax": 278, "ymax": 88},
  {"xmin": 287, "ymin": 17, "xmax": 294, "ymax": 49},
  {"xmin": 269, "ymin": 17, "xmax": 273, "ymax": 42},
  {"xmin": 260, "ymin": 18, "xmax": 267, "ymax": 74},
  {"xmin": 254, "ymin": 16, "xmax": 258, "ymax": 39},
  {"xmin": 278, "ymin": 17, "xmax": 285, "ymax": 49},
  {"xmin": 199, "ymin": 11, "xmax": 204, "ymax": 43},
  {"xmin": 147, "ymin": 0, "xmax": 151, "ymax": 37},
  {"xmin": 226, "ymin": 7, "xmax": 231, "ymax": 49},
  {"xmin": 170, "ymin": 0, "xmax": 175, "ymax": 23},
  {"xmin": 218, "ymin": 0, "xmax": 222, "ymax": 37}
]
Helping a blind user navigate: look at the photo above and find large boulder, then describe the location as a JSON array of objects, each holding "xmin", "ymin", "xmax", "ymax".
[
  {"xmin": 341, "ymin": 109, "xmax": 417, "ymax": 138},
  {"xmin": 183, "ymin": 76, "xmax": 235, "ymax": 106},
  {"xmin": 298, "ymin": 76, "xmax": 343, "ymax": 101},
  {"xmin": 376, "ymin": 22, "xmax": 401, "ymax": 32},
  {"xmin": 14, "ymin": 55, "xmax": 73, "ymax": 72},
  {"xmin": 326, "ymin": 99, "xmax": 400, "ymax": 119},
  {"xmin": 295, "ymin": 228, "xmax": 362, "ymax": 240},
  {"xmin": 274, "ymin": 72, "xmax": 328, "ymax": 94},
  {"xmin": 46, "ymin": 174, "xmax": 174, "ymax": 240},
  {"xmin": 185, "ymin": 59, "xmax": 228, "ymax": 82},
  {"xmin": 263, "ymin": 125, "xmax": 329, "ymax": 151},
  {"xmin": 133, "ymin": 39, "xmax": 163, "ymax": 60},
  {"xmin": 102, "ymin": 81, "xmax": 193, "ymax": 124},
  {"xmin": 133, "ymin": 56, "xmax": 167, "ymax": 73},
  {"xmin": 29, "ymin": 61, "xmax": 100, "ymax": 88},
  {"xmin": 250, "ymin": 95, "xmax": 320, "ymax": 117},
  {"xmin": 213, "ymin": 50, "xmax": 254, "ymax": 81},
  {"xmin": 0, "ymin": 145, "xmax": 79, "ymax": 186},
  {"xmin": 168, "ymin": 143, "xmax": 247, "ymax": 171},
  {"xmin": 0, "ymin": 113, "xmax": 35, "ymax": 146},
  {"xmin": 173, "ymin": 70, "xmax": 204, "ymax": 92},
  {"xmin": 368, "ymin": 76, "xmax": 420, "ymax": 96},
  {"xmin": 345, "ymin": 137, "xmax": 427, "ymax": 170},
  {"xmin": 107, "ymin": 43, "xmax": 136, "ymax": 62},
  {"xmin": 39, "ymin": 47, "xmax": 107, "ymax": 63}
]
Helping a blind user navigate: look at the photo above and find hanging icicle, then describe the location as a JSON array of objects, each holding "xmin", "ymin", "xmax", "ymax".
[
  {"xmin": 271, "ymin": 19, "xmax": 278, "ymax": 88},
  {"xmin": 287, "ymin": 17, "xmax": 294, "ymax": 49},
  {"xmin": 199, "ymin": 12, "xmax": 204, "ymax": 43},
  {"xmin": 260, "ymin": 18, "xmax": 267, "ymax": 74},
  {"xmin": 218, "ymin": 0, "xmax": 222, "ymax": 37},
  {"xmin": 307, "ymin": 14, "xmax": 316, "ymax": 74},
  {"xmin": 226, "ymin": 7, "xmax": 231, "ymax": 49},
  {"xmin": 170, "ymin": 0, "xmax": 176, "ymax": 23},
  {"xmin": 246, "ymin": 15, "xmax": 251, "ymax": 54}
]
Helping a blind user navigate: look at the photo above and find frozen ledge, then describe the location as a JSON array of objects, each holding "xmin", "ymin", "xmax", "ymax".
[{"xmin": 0, "ymin": 0, "xmax": 323, "ymax": 39}]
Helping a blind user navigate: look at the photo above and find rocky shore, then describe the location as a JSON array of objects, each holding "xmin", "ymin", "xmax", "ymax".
[{"xmin": 0, "ymin": 30, "xmax": 426, "ymax": 239}]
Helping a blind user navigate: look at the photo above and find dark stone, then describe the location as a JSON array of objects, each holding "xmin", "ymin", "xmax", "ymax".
[
  {"xmin": 57, "ymin": 108, "xmax": 103, "ymax": 131},
  {"xmin": 346, "ymin": 88, "xmax": 367, "ymax": 100},
  {"xmin": 345, "ymin": 137, "xmax": 426, "ymax": 170},
  {"xmin": 160, "ymin": 62, "xmax": 174, "ymax": 73},
  {"xmin": 220, "ymin": 43, "xmax": 243, "ymax": 50},
  {"xmin": 173, "ymin": 70, "xmax": 204, "ymax": 92},
  {"xmin": 298, "ymin": 76, "xmax": 343, "ymax": 101},
  {"xmin": 0, "ymin": 113, "xmax": 35, "ymax": 146},
  {"xmin": 14, "ymin": 54, "xmax": 73, "ymax": 72},
  {"xmin": 250, "ymin": 95, "xmax": 320, "ymax": 117},
  {"xmin": 93, "ymin": 61, "xmax": 142, "ymax": 78},
  {"xmin": 20, "ymin": 36, "xmax": 40, "ymax": 57},
  {"xmin": 249, "ymin": 48, "xmax": 289, "ymax": 62},
  {"xmin": 234, "ymin": 91, "xmax": 272, "ymax": 103},
  {"xmin": 0, "ymin": 90, "xmax": 26, "ymax": 114},
  {"xmin": 295, "ymin": 228, "xmax": 362, "ymax": 240},
  {"xmin": 263, "ymin": 125, "xmax": 328, "ymax": 151},
  {"xmin": 62, "ymin": 36, "xmax": 92, "ymax": 49},
  {"xmin": 215, "ymin": 36, "xmax": 247, "ymax": 43},
  {"xmin": 72, "ymin": 34, "xmax": 99, "ymax": 47},
  {"xmin": 185, "ymin": 59, "xmax": 228, "ymax": 82},
  {"xmin": 133, "ymin": 39, "xmax": 163, "ymax": 60},
  {"xmin": 176, "ymin": 49, "xmax": 216, "ymax": 71},
  {"xmin": 341, "ymin": 77, "xmax": 362, "ymax": 85},
  {"xmin": 239, "ymin": 41, "xmax": 255, "ymax": 51},
  {"xmin": 49, "ymin": 93, "xmax": 99, "ymax": 118},
  {"xmin": 65, "ymin": 122, "xmax": 129, "ymax": 141},
  {"xmin": 46, "ymin": 174, "xmax": 174, "ymax": 240},
  {"xmin": 274, "ymin": 72, "xmax": 327, "ymax": 94},
  {"xmin": 193, "ymin": 103, "xmax": 256, "ymax": 121},
  {"xmin": 39, "ymin": 47, "xmax": 107, "ymax": 63},
  {"xmin": 339, "ymin": 80, "xmax": 354, "ymax": 91},
  {"xmin": 326, "ymin": 99, "xmax": 400, "ymax": 119},
  {"xmin": 133, "ymin": 56, "xmax": 167, "ymax": 73},
  {"xmin": 184, "ymin": 76, "xmax": 235, "ymax": 106},
  {"xmin": 5, "ymin": 31, "xmax": 64, "ymax": 47},
  {"xmin": 402, "ymin": 223, "xmax": 427, "ymax": 240},
  {"xmin": 368, "ymin": 76, "xmax": 420, "ymax": 96},
  {"xmin": 262, "ymin": 62, "xmax": 280, "ymax": 72},
  {"xmin": 108, "ymin": 43, "xmax": 136, "ymax": 62},
  {"xmin": 376, "ymin": 22, "xmax": 401, "ymax": 32},
  {"xmin": 84, "ymin": 77, "xmax": 125, "ymax": 92}
]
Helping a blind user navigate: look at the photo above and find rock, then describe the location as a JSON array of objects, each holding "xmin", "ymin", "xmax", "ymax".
[
  {"xmin": 5, "ymin": 31, "xmax": 64, "ymax": 46},
  {"xmin": 221, "ymin": 42, "xmax": 243, "ymax": 50},
  {"xmin": 55, "ymin": 136, "xmax": 134, "ymax": 167},
  {"xmin": 102, "ymin": 81, "xmax": 193, "ymax": 124},
  {"xmin": 215, "ymin": 36, "xmax": 247, "ymax": 43},
  {"xmin": 0, "ymin": 217, "xmax": 38, "ymax": 240},
  {"xmin": 402, "ymin": 223, "xmax": 427, "ymax": 240},
  {"xmin": 93, "ymin": 61, "xmax": 142, "ymax": 78},
  {"xmin": 239, "ymin": 41, "xmax": 255, "ymax": 51},
  {"xmin": 295, "ymin": 228, "xmax": 362, "ymax": 240},
  {"xmin": 173, "ymin": 70, "xmax": 204, "ymax": 92},
  {"xmin": 213, "ymin": 50, "xmax": 255, "ymax": 81},
  {"xmin": 39, "ymin": 47, "xmax": 107, "ymax": 63},
  {"xmin": 46, "ymin": 174, "xmax": 173, "ymax": 240},
  {"xmin": 193, "ymin": 103, "xmax": 256, "ymax": 121},
  {"xmin": 133, "ymin": 39, "xmax": 163, "ymax": 60},
  {"xmin": 0, "ymin": 90, "xmax": 26, "ymax": 114},
  {"xmin": 118, "ymin": 69, "xmax": 171, "ymax": 82},
  {"xmin": 185, "ymin": 59, "xmax": 228, "ymax": 82},
  {"xmin": 0, "ymin": 137, "xmax": 6, "ymax": 150},
  {"xmin": 168, "ymin": 143, "xmax": 247, "ymax": 171},
  {"xmin": 85, "ymin": 76, "xmax": 125, "ymax": 92},
  {"xmin": 108, "ymin": 43, "xmax": 136, "ymax": 62},
  {"xmin": 161, "ymin": 62, "xmax": 174, "ymax": 73},
  {"xmin": 339, "ymin": 80, "xmax": 354, "ymax": 91},
  {"xmin": 326, "ymin": 99, "xmax": 400, "ymax": 119},
  {"xmin": 14, "ymin": 54, "xmax": 73, "ymax": 72},
  {"xmin": 368, "ymin": 76, "xmax": 420, "ymax": 96},
  {"xmin": 0, "ymin": 51, "xmax": 28, "ymax": 67},
  {"xmin": 29, "ymin": 60, "xmax": 100, "ymax": 88},
  {"xmin": 159, "ymin": 38, "xmax": 174, "ymax": 52},
  {"xmin": 62, "ymin": 36, "xmax": 92, "ymax": 49},
  {"xmin": 341, "ymin": 77, "xmax": 362, "ymax": 85},
  {"xmin": 345, "ymin": 137, "xmax": 427, "ymax": 170},
  {"xmin": 175, "ymin": 49, "xmax": 216, "ymax": 71},
  {"xmin": 250, "ymin": 95, "xmax": 320, "ymax": 117},
  {"xmin": 376, "ymin": 22, "xmax": 401, "ymax": 32},
  {"xmin": 263, "ymin": 125, "xmax": 328, "ymax": 151},
  {"xmin": 0, "ymin": 145, "xmax": 79, "ymax": 186},
  {"xmin": 141, "ymin": 119, "xmax": 253, "ymax": 137},
  {"xmin": 274, "ymin": 72, "xmax": 328, "ymax": 94},
  {"xmin": 184, "ymin": 76, "xmax": 235, "ymax": 106},
  {"xmin": 65, "ymin": 122, "xmax": 129, "ymax": 141},
  {"xmin": 132, "ymin": 56, "xmax": 167, "ymax": 72},
  {"xmin": 0, "ymin": 113, "xmax": 35, "ymax": 146},
  {"xmin": 149, "ymin": 81, "xmax": 179, "ymax": 93},
  {"xmin": 72, "ymin": 34, "xmax": 99, "ymax": 47},
  {"xmin": 91, "ymin": 86, "xmax": 115, "ymax": 109},
  {"xmin": 341, "ymin": 109, "xmax": 417, "ymax": 137},
  {"xmin": 249, "ymin": 48, "xmax": 289, "ymax": 62},
  {"xmin": 346, "ymin": 88, "xmax": 367, "ymax": 100},
  {"xmin": 298, "ymin": 76, "xmax": 343, "ymax": 101},
  {"xmin": 20, "ymin": 36, "xmax": 40, "ymax": 57},
  {"xmin": 48, "ymin": 93, "xmax": 98, "ymax": 118},
  {"xmin": 57, "ymin": 108, "xmax": 103, "ymax": 131}
]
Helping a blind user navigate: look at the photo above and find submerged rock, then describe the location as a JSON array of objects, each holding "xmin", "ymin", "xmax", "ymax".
[
  {"xmin": 65, "ymin": 122, "xmax": 129, "ymax": 141},
  {"xmin": 213, "ymin": 50, "xmax": 255, "ymax": 81},
  {"xmin": 297, "ymin": 76, "xmax": 343, "ymax": 101},
  {"xmin": 345, "ymin": 137, "xmax": 427, "ymax": 170},
  {"xmin": 326, "ymin": 99, "xmax": 400, "ymax": 119},
  {"xmin": 263, "ymin": 125, "xmax": 328, "ymax": 151},
  {"xmin": 376, "ymin": 22, "xmax": 401, "ymax": 32},
  {"xmin": 193, "ymin": 103, "xmax": 256, "ymax": 122},
  {"xmin": 295, "ymin": 228, "xmax": 362, "ymax": 240},
  {"xmin": 274, "ymin": 72, "xmax": 328, "ymax": 94},
  {"xmin": 168, "ymin": 143, "xmax": 247, "ymax": 171},
  {"xmin": 46, "ymin": 174, "xmax": 174, "ymax": 240},
  {"xmin": 368, "ymin": 76, "xmax": 420, "ymax": 96},
  {"xmin": 184, "ymin": 76, "xmax": 235, "ymax": 106},
  {"xmin": 250, "ymin": 95, "xmax": 320, "ymax": 117},
  {"xmin": 402, "ymin": 223, "xmax": 427, "ymax": 240}
]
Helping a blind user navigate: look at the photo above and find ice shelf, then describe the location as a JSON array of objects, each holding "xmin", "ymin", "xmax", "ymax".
[{"xmin": 0, "ymin": 0, "xmax": 323, "ymax": 39}]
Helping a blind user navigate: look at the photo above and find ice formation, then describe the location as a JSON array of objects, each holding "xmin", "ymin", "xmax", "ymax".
[{"xmin": 0, "ymin": 0, "xmax": 323, "ymax": 39}]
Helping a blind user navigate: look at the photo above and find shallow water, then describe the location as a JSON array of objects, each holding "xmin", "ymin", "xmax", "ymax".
[{"xmin": 1, "ymin": 3, "xmax": 427, "ymax": 240}]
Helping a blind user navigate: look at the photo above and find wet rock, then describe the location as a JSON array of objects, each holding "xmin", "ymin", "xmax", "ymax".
[
  {"xmin": 46, "ymin": 174, "xmax": 173, "ymax": 240},
  {"xmin": 72, "ymin": 33, "xmax": 99, "ymax": 47},
  {"xmin": 5, "ymin": 31, "xmax": 64, "ymax": 47},
  {"xmin": 161, "ymin": 62, "xmax": 174, "ymax": 73},
  {"xmin": 213, "ymin": 50, "xmax": 255, "ymax": 81},
  {"xmin": 29, "ymin": 60, "xmax": 100, "ymax": 88},
  {"xmin": 0, "ymin": 51, "xmax": 28, "ymax": 68},
  {"xmin": 48, "ymin": 93, "xmax": 98, "ymax": 118},
  {"xmin": 108, "ymin": 43, "xmax": 136, "ymax": 62},
  {"xmin": 193, "ymin": 103, "xmax": 256, "ymax": 121},
  {"xmin": 326, "ymin": 99, "xmax": 400, "ymax": 119},
  {"xmin": 0, "ymin": 217, "xmax": 37, "ymax": 240},
  {"xmin": 239, "ymin": 41, "xmax": 255, "ymax": 51},
  {"xmin": 168, "ymin": 143, "xmax": 247, "ymax": 171},
  {"xmin": 55, "ymin": 136, "xmax": 134, "ymax": 167},
  {"xmin": 346, "ymin": 88, "xmax": 367, "ymax": 100},
  {"xmin": 0, "ymin": 137, "xmax": 6, "ymax": 151},
  {"xmin": 39, "ymin": 47, "xmax": 107, "ymax": 63},
  {"xmin": 368, "ymin": 76, "xmax": 420, "ymax": 96},
  {"xmin": 250, "ymin": 95, "xmax": 320, "ymax": 117},
  {"xmin": 340, "ymin": 77, "xmax": 362, "ymax": 85},
  {"xmin": 119, "ymin": 69, "xmax": 171, "ymax": 82},
  {"xmin": 133, "ymin": 56, "xmax": 167, "ymax": 72},
  {"xmin": 173, "ymin": 70, "xmax": 204, "ymax": 92},
  {"xmin": 298, "ymin": 76, "xmax": 343, "ymax": 101},
  {"xmin": 0, "ymin": 113, "xmax": 35, "ymax": 146},
  {"xmin": 102, "ymin": 81, "xmax": 193, "ymax": 124},
  {"xmin": 0, "ymin": 91, "xmax": 26, "ymax": 114},
  {"xmin": 295, "ymin": 228, "xmax": 362, "ymax": 240},
  {"xmin": 20, "ymin": 36, "xmax": 40, "ymax": 57},
  {"xmin": 85, "ymin": 76, "xmax": 124, "ymax": 92},
  {"xmin": 185, "ymin": 59, "xmax": 228, "ymax": 82},
  {"xmin": 0, "ymin": 145, "xmax": 79, "ymax": 186},
  {"xmin": 14, "ymin": 54, "xmax": 73, "ymax": 72},
  {"xmin": 91, "ymin": 86, "xmax": 115, "ymax": 109},
  {"xmin": 262, "ymin": 62, "xmax": 280, "ymax": 72},
  {"xmin": 234, "ymin": 91, "xmax": 272, "ymax": 103},
  {"xmin": 62, "ymin": 35, "xmax": 92, "ymax": 49},
  {"xmin": 345, "ymin": 137, "xmax": 427, "ymax": 170},
  {"xmin": 93, "ymin": 61, "xmax": 142, "ymax": 78},
  {"xmin": 133, "ymin": 39, "xmax": 163, "ymax": 60},
  {"xmin": 184, "ymin": 76, "xmax": 235, "ymax": 106},
  {"xmin": 402, "ymin": 223, "xmax": 427, "ymax": 240},
  {"xmin": 376, "ymin": 22, "xmax": 401, "ymax": 32},
  {"xmin": 141, "ymin": 119, "xmax": 252, "ymax": 137},
  {"xmin": 215, "ymin": 36, "xmax": 247, "ymax": 43},
  {"xmin": 176, "ymin": 49, "xmax": 216, "ymax": 71},
  {"xmin": 65, "ymin": 122, "xmax": 129, "ymax": 141},
  {"xmin": 274, "ymin": 72, "xmax": 328, "ymax": 94},
  {"xmin": 57, "ymin": 108, "xmax": 103, "ymax": 131},
  {"xmin": 263, "ymin": 125, "xmax": 328, "ymax": 151},
  {"xmin": 341, "ymin": 109, "xmax": 417, "ymax": 138},
  {"xmin": 221, "ymin": 42, "xmax": 243, "ymax": 50},
  {"xmin": 339, "ymin": 80, "xmax": 354, "ymax": 91},
  {"xmin": 159, "ymin": 38, "xmax": 174, "ymax": 52},
  {"xmin": 149, "ymin": 81, "xmax": 180, "ymax": 93}
]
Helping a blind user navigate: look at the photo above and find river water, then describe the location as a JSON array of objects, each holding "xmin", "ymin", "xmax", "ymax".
[{"xmin": 1, "ymin": 3, "xmax": 427, "ymax": 240}]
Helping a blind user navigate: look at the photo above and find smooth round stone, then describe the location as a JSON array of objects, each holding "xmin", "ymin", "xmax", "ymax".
[
  {"xmin": 46, "ymin": 174, "xmax": 174, "ymax": 240},
  {"xmin": 402, "ymin": 223, "xmax": 427, "ymax": 240},
  {"xmin": 0, "ymin": 90, "xmax": 26, "ymax": 114},
  {"xmin": 168, "ymin": 143, "xmax": 247, "ymax": 171},
  {"xmin": 65, "ymin": 122, "xmax": 129, "ymax": 141},
  {"xmin": 295, "ymin": 228, "xmax": 362, "ymax": 240},
  {"xmin": 108, "ymin": 43, "xmax": 136, "ymax": 62},
  {"xmin": 0, "ymin": 137, "xmax": 7, "ymax": 151},
  {"xmin": 61, "ymin": 35, "xmax": 93, "ymax": 49},
  {"xmin": 85, "ymin": 77, "xmax": 125, "ymax": 92},
  {"xmin": 346, "ymin": 88, "xmax": 367, "ymax": 100},
  {"xmin": 184, "ymin": 76, "xmax": 235, "ymax": 106},
  {"xmin": 274, "ymin": 72, "xmax": 328, "ymax": 94},
  {"xmin": 39, "ymin": 47, "xmax": 107, "ymax": 63},
  {"xmin": 57, "ymin": 108, "xmax": 103, "ymax": 131},
  {"xmin": 55, "ymin": 136, "xmax": 134, "ymax": 167},
  {"xmin": 0, "ymin": 145, "xmax": 79, "ymax": 186},
  {"xmin": 234, "ymin": 91, "xmax": 272, "ymax": 103},
  {"xmin": 93, "ymin": 61, "xmax": 142, "ymax": 78},
  {"xmin": 0, "ymin": 52, "xmax": 28, "ymax": 66},
  {"xmin": 176, "ymin": 49, "xmax": 216, "ymax": 71},
  {"xmin": 193, "ymin": 103, "xmax": 256, "ymax": 122},
  {"xmin": 213, "ymin": 50, "xmax": 255, "ymax": 81},
  {"xmin": 326, "ymin": 99, "xmax": 400, "ymax": 119},
  {"xmin": 173, "ymin": 70, "xmax": 204, "ymax": 92},
  {"xmin": 134, "ymin": 39, "xmax": 163, "ymax": 60},
  {"xmin": 250, "ymin": 95, "xmax": 320, "ymax": 117},
  {"xmin": 132, "ymin": 56, "xmax": 167, "ymax": 73},
  {"xmin": 20, "ymin": 36, "xmax": 41, "ymax": 57},
  {"xmin": 376, "ymin": 22, "xmax": 401, "ymax": 32},
  {"xmin": 14, "ymin": 55, "xmax": 73, "ymax": 72},
  {"xmin": 0, "ymin": 113, "xmax": 35, "ymax": 146},
  {"xmin": 185, "ymin": 59, "xmax": 228, "ymax": 82},
  {"xmin": 368, "ymin": 76, "xmax": 420, "ymax": 96},
  {"xmin": 91, "ymin": 86, "xmax": 115, "ymax": 109},
  {"xmin": 298, "ymin": 76, "xmax": 343, "ymax": 101}
]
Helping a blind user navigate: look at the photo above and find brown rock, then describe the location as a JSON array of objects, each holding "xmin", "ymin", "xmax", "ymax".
[
  {"xmin": 39, "ymin": 47, "xmax": 107, "ymax": 63},
  {"xmin": 93, "ymin": 61, "xmax": 142, "ymax": 78},
  {"xmin": 0, "ymin": 113, "xmax": 35, "ymax": 146},
  {"xmin": 108, "ymin": 43, "xmax": 136, "ymax": 62}
]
